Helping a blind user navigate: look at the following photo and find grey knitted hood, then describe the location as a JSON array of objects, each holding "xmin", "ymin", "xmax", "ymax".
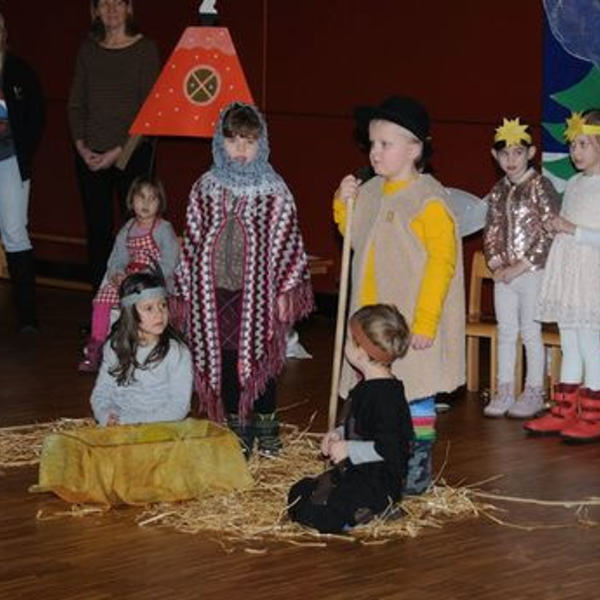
[{"xmin": 209, "ymin": 101, "xmax": 282, "ymax": 191}]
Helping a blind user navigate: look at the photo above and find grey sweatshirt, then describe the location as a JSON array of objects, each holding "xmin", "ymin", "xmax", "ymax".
[{"xmin": 91, "ymin": 339, "xmax": 193, "ymax": 426}]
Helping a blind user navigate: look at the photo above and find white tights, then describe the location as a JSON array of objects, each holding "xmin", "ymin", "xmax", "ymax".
[
  {"xmin": 495, "ymin": 270, "xmax": 544, "ymax": 387},
  {"xmin": 559, "ymin": 326, "xmax": 600, "ymax": 390}
]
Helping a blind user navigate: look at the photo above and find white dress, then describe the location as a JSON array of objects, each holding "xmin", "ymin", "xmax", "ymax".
[{"xmin": 537, "ymin": 173, "xmax": 600, "ymax": 327}]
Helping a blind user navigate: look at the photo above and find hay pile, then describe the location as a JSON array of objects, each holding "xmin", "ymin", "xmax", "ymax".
[
  {"xmin": 0, "ymin": 418, "xmax": 94, "ymax": 469},
  {"xmin": 1, "ymin": 419, "xmax": 486, "ymax": 548},
  {"xmin": 136, "ymin": 424, "xmax": 484, "ymax": 549},
  {"xmin": 5, "ymin": 418, "xmax": 596, "ymax": 550}
]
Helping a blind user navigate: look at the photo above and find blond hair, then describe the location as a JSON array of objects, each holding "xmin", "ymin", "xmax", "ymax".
[{"xmin": 350, "ymin": 304, "xmax": 410, "ymax": 364}]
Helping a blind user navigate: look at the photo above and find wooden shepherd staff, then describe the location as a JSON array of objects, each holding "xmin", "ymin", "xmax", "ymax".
[{"xmin": 328, "ymin": 191, "xmax": 356, "ymax": 430}]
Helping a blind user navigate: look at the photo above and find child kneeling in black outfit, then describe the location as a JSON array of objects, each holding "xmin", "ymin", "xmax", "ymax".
[{"xmin": 288, "ymin": 304, "xmax": 414, "ymax": 533}]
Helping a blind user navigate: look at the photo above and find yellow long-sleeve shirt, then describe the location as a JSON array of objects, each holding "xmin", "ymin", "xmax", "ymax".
[{"xmin": 333, "ymin": 179, "xmax": 456, "ymax": 338}]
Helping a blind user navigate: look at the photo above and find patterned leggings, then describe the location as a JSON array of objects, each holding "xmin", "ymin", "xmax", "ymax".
[
  {"xmin": 403, "ymin": 395, "xmax": 436, "ymax": 495},
  {"xmin": 403, "ymin": 439, "xmax": 433, "ymax": 495}
]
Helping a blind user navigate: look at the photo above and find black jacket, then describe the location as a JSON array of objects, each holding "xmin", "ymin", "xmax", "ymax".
[{"xmin": 2, "ymin": 52, "xmax": 44, "ymax": 181}]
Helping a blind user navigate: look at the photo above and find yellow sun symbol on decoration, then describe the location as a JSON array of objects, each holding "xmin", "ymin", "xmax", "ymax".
[{"xmin": 494, "ymin": 118, "xmax": 532, "ymax": 146}]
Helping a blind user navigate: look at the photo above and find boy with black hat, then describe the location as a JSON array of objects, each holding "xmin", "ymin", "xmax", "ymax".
[
  {"xmin": 333, "ymin": 96, "xmax": 465, "ymax": 494},
  {"xmin": 0, "ymin": 11, "xmax": 44, "ymax": 333}
]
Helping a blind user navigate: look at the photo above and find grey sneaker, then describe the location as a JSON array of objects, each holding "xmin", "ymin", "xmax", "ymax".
[
  {"xmin": 507, "ymin": 385, "xmax": 545, "ymax": 419},
  {"xmin": 483, "ymin": 383, "xmax": 515, "ymax": 418}
]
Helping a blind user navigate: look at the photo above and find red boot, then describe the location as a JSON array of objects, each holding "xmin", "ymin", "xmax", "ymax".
[
  {"xmin": 560, "ymin": 388, "xmax": 600, "ymax": 443},
  {"xmin": 523, "ymin": 383, "xmax": 579, "ymax": 436}
]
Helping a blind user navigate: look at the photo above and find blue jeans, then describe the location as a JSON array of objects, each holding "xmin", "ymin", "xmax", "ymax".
[{"xmin": 0, "ymin": 156, "xmax": 32, "ymax": 252}]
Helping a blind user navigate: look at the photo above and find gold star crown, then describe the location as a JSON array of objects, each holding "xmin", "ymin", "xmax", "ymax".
[
  {"xmin": 494, "ymin": 118, "xmax": 532, "ymax": 146},
  {"xmin": 564, "ymin": 112, "xmax": 600, "ymax": 142}
]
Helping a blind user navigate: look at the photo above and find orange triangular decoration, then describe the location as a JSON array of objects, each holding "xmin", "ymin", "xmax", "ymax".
[{"xmin": 130, "ymin": 27, "xmax": 254, "ymax": 138}]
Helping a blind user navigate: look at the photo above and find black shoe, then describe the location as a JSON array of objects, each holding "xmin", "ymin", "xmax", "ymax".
[
  {"xmin": 253, "ymin": 412, "xmax": 283, "ymax": 456},
  {"xmin": 6, "ymin": 250, "xmax": 39, "ymax": 331},
  {"xmin": 227, "ymin": 413, "xmax": 255, "ymax": 458}
]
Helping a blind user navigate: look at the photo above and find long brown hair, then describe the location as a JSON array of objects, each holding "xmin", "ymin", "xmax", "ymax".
[{"xmin": 109, "ymin": 270, "xmax": 186, "ymax": 386}]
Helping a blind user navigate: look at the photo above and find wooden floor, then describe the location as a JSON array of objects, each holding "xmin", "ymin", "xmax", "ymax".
[{"xmin": 2, "ymin": 282, "xmax": 600, "ymax": 600}]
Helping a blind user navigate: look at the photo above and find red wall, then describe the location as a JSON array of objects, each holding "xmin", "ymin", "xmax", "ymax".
[{"xmin": 5, "ymin": 0, "xmax": 544, "ymax": 292}]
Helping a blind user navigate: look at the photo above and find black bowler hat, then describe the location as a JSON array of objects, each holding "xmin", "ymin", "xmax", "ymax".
[{"xmin": 355, "ymin": 96, "xmax": 431, "ymax": 142}]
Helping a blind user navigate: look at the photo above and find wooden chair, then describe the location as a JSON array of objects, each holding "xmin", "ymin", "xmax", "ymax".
[
  {"xmin": 542, "ymin": 325, "xmax": 561, "ymax": 392},
  {"xmin": 466, "ymin": 249, "xmax": 562, "ymax": 395},
  {"xmin": 467, "ymin": 250, "xmax": 500, "ymax": 392},
  {"xmin": 465, "ymin": 250, "xmax": 523, "ymax": 394}
]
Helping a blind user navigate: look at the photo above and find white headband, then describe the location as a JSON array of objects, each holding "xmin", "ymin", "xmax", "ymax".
[{"xmin": 120, "ymin": 286, "xmax": 166, "ymax": 308}]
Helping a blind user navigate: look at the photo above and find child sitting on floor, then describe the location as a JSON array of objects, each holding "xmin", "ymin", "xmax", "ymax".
[
  {"xmin": 90, "ymin": 270, "xmax": 193, "ymax": 426},
  {"xmin": 79, "ymin": 175, "xmax": 180, "ymax": 372},
  {"xmin": 288, "ymin": 304, "xmax": 414, "ymax": 534}
]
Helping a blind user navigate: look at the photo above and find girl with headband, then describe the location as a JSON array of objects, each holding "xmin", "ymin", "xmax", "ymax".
[
  {"xmin": 526, "ymin": 110, "xmax": 600, "ymax": 442},
  {"xmin": 90, "ymin": 270, "xmax": 192, "ymax": 426},
  {"xmin": 483, "ymin": 118, "xmax": 558, "ymax": 418}
]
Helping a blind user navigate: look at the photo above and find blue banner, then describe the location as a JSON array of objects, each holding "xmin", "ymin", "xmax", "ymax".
[{"xmin": 542, "ymin": 1, "xmax": 600, "ymax": 192}]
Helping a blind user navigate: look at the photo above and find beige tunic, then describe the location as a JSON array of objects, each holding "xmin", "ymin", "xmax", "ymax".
[{"xmin": 339, "ymin": 174, "xmax": 465, "ymax": 402}]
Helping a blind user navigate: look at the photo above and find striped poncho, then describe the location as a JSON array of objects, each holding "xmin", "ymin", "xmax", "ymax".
[{"xmin": 176, "ymin": 103, "xmax": 313, "ymax": 421}]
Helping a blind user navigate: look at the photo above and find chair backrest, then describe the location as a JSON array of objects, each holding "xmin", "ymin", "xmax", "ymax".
[{"xmin": 467, "ymin": 250, "xmax": 493, "ymax": 321}]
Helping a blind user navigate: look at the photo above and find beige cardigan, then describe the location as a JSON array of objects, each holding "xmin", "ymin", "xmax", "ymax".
[{"xmin": 339, "ymin": 174, "xmax": 465, "ymax": 402}]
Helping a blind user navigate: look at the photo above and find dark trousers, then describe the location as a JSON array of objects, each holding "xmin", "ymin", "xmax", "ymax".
[
  {"xmin": 6, "ymin": 249, "xmax": 37, "ymax": 328},
  {"xmin": 288, "ymin": 477, "xmax": 348, "ymax": 534},
  {"xmin": 75, "ymin": 142, "xmax": 154, "ymax": 292},
  {"xmin": 288, "ymin": 462, "xmax": 385, "ymax": 534},
  {"xmin": 221, "ymin": 349, "xmax": 276, "ymax": 415}
]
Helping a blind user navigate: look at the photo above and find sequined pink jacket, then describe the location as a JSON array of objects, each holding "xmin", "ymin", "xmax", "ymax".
[{"xmin": 483, "ymin": 170, "xmax": 559, "ymax": 271}]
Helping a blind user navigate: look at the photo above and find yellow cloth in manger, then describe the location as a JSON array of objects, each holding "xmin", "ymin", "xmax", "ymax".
[{"xmin": 30, "ymin": 418, "xmax": 253, "ymax": 506}]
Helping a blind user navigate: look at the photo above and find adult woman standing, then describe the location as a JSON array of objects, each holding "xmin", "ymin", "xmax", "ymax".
[
  {"xmin": 0, "ymin": 11, "xmax": 45, "ymax": 333},
  {"xmin": 68, "ymin": 0, "xmax": 159, "ymax": 292}
]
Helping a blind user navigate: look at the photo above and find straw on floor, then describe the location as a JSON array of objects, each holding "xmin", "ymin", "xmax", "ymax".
[
  {"xmin": 0, "ymin": 418, "xmax": 95, "ymax": 469},
  {"xmin": 3, "ymin": 418, "xmax": 598, "ymax": 551}
]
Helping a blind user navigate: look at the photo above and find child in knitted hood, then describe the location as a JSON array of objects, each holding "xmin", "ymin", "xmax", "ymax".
[{"xmin": 176, "ymin": 102, "xmax": 313, "ymax": 457}]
